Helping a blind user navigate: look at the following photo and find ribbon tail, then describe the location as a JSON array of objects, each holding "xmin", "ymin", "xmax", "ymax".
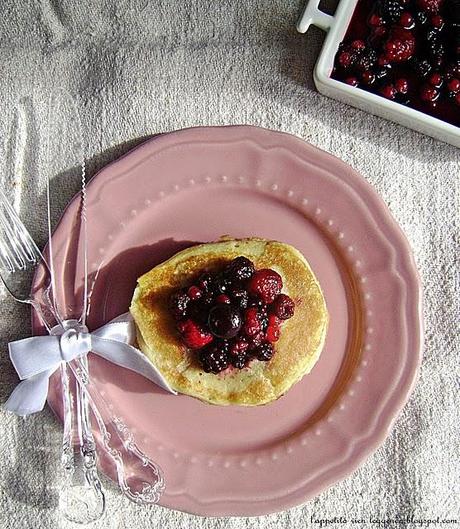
[
  {"xmin": 92, "ymin": 336, "xmax": 177, "ymax": 395},
  {"xmin": 4, "ymin": 370, "xmax": 53, "ymax": 416}
]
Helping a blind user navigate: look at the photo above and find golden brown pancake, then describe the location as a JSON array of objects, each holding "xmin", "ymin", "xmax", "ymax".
[{"xmin": 130, "ymin": 238, "xmax": 328, "ymax": 406}]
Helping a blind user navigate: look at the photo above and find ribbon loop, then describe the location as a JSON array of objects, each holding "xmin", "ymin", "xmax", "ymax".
[{"xmin": 5, "ymin": 312, "xmax": 177, "ymax": 416}]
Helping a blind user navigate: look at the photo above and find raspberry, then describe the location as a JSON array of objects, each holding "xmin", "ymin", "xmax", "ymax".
[
  {"xmin": 266, "ymin": 314, "xmax": 281, "ymax": 343},
  {"xmin": 243, "ymin": 307, "xmax": 261, "ymax": 337},
  {"xmin": 199, "ymin": 345, "xmax": 229, "ymax": 373},
  {"xmin": 169, "ymin": 290, "xmax": 190, "ymax": 320},
  {"xmin": 177, "ymin": 319, "xmax": 213, "ymax": 349},
  {"xmin": 351, "ymin": 39, "xmax": 366, "ymax": 50},
  {"xmin": 254, "ymin": 342, "xmax": 274, "ymax": 361},
  {"xmin": 271, "ymin": 294, "xmax": 295, "ymax": 320},
  {"xmin": 224, "ymin": 256, "xmax": 255, "ymax": 282},
  {"xmin": 338, "ymin": 51, "xmax": 354, "ymax": 69},
  {"xmin": 384, "ymin": 28, "xmax": 416, "ymax": 62},
  {"xmin": 248, "ymin": 269, "xmax": 282, "ymax": 304}
]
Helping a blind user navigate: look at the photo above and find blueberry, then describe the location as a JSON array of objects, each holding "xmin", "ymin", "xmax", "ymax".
[{"xmin": 208, "ymin": 305, "xmax": 242, "ymax": 339}]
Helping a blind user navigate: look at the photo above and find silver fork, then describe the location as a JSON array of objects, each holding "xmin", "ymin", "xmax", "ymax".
[
  {"xmin": 0, "ymin": 188, "xmax": 105, "ymax": 523},
  {"xmin": 0, "ymin": 189, "xmax": 166, "ymax": 511}
]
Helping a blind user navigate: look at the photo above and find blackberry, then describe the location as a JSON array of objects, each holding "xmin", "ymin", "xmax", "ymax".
[
  {"xmin": 427, "ymin": 36, "xmax": 445, "ymax": 65},
  {"xmin": 410, "ymin": 57, "xmax": 432, "ymax": 76},
  {"xmin": 169, "ymin": 290, "xmax": 190, "ymax": 320},
  {"xmin": 224, "ymin": 256, "xmax": 255, "ymax": 283},
  {"xmin": 414, "ymin": 10, "xmax": 429, "ymax": 26},
  {"xmin": 257, "ymin": 309, "xmax": 269, "ymax": 332},
  {"xmin": 229, "ymin": 286, "xmax": 249, "ymax": 310},
  {"xmin": 356, "ymin": 48, "xmax": 377, "ymax": 71},
  {"xmin": 199, "ymin": 345, "xmax": 229, "ymax": 373},
  {"xmin": 230, "ymin": 353, "xmax": 248, "ymax": 369},
  {"xmin": 379, "ymin": 0, "xmax": 404, "ymax": 22},
  {"xmin": 254, "ymin": 342, "xmax": 274, "ymax": 362}
]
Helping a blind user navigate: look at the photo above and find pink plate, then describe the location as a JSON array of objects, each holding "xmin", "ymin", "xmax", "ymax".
[{"xmin": 38, "ymin": 126, "xmax": 423, "ymax": 516}]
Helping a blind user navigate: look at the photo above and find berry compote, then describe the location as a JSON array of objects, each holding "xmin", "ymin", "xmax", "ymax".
[
  {"xmin": 169, "ymin": 256, "xmax": 296, "ymax": 374},
  {"xmin": 331, "ymin": 0, "xmax": 460, "ymax": 127}
]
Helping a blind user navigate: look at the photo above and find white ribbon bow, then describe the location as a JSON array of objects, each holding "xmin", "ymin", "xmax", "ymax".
[{"xmin": 5, "ymin": 312, "xmax": 177, "ymax": 416}]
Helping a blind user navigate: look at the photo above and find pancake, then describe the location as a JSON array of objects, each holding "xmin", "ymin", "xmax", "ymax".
[{"xmin": 129, "ymin": 237, "xmax": 328, "ymax": 406}]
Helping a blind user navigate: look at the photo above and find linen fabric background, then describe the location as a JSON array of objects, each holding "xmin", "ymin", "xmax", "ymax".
[{"xmin": 0, "ymin": 1, "xmax": 458, "ymax": 528}]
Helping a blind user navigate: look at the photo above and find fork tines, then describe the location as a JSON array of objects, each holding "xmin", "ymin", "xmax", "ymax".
[{"xmin": 0, "ymin": 189, "xmax": 38, "ymax": 274}]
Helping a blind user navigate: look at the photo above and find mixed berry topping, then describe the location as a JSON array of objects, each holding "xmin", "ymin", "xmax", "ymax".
[
  {"xmin": 168, "ymin": 256, "xmax": 296, "ymax": 374},
  {"xmin": 332, "ymin": 0, "xmax": 460, "ymax": 127}
]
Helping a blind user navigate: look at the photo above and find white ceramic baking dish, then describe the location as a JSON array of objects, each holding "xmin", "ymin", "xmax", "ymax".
[{"xmin": 297, "ymin": 0, "xmax": 460, "ymax": 148}]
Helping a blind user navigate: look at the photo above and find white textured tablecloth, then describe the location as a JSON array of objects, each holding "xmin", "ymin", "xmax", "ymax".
[{"xmin": 1, "ymin": 1, "xmax": 459, "ymax": 528}]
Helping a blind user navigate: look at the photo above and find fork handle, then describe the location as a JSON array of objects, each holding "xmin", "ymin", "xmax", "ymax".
[{"xmin": 57, "ymin": 362, "xmax": 105, "ymax": 524}]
